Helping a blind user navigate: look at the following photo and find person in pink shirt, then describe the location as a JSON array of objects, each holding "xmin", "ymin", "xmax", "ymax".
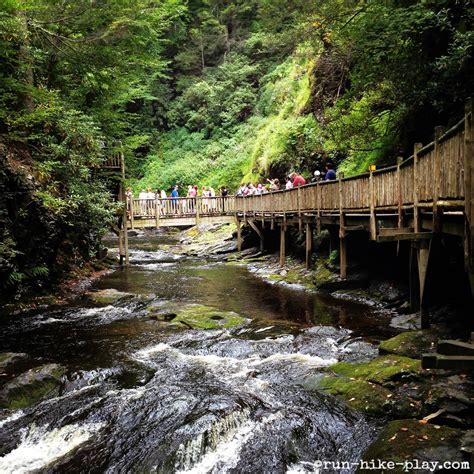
[{"xmin": 290, "ymin": 172, "xmax": 306, "ymax": 187}]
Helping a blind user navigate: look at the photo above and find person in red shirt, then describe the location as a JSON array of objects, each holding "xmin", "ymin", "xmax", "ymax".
[{"xmin": 290, "ymin": 172, "xmax": 306, "ymax": 187}]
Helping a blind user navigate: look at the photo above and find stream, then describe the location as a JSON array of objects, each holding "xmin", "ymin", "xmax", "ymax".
[{"xmin": 0, "ymin": 230, "xmax": 396, "ymax": 473}]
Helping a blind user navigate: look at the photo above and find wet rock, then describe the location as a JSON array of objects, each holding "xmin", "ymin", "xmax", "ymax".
[
  {"xmin": 311, "ymin": 356, "xmax": 422, "ymax": 417},
  {"xmin": 361, "ymin": 419, "xmax": 465, "ymax": 472},
  {"xmin": 368, "ymin": 279, "xmax": 408, "ymax": 304},
  {"xmin": 328, "ymin": 355, "xmax": 421, "ymax": 384},
  {"xmin": 86, "ymin": 289, "xmax": 135, "ymax": 305},
  {"xmin": 0, "ymin": 352, "xmax": 30, "ymax": 376},
  {"xmin": 149, "ymin": 304, "xmax": 248, "ymax": 330},
  {"xmin": 390, "ymin": 313, "xmax": 421, "ymax": 330},
  {"xmin": 379, "ymin": 330, "xmax": 438, "ymax": 359},
  {"xmin": 0, "ymin": 363, "xmax": 66, "ymax": 409}
]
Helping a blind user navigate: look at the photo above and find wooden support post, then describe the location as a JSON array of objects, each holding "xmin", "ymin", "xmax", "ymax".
[
  {"xmin": 418, "ymin": 240, "xmax": 432, "ymax": 329},
  {"xmin": 464, "ymin": 98, "xmax": 474, "ymax": 294},
  {"xmin": 120, "ymin": 150, "xmax": 129, "ymax": 266},
  {"xmin": 369, "ymin": 169, "xmax": 377, "ymax": 240},
  {"xmin": 271, "ymin": 219, "xmax": 275, "ymax": 231},
  {"xmin": 130, "ymin": 198, "xmax": 135, "ymax": 230},
  {"xmin": 236, "ymin": 217, "xmax": 242, "ymax": 252},
  {"xmin": 195, "ymin": 198, "xmax": 200, "ymax": 227},
  {"xmin": 118, "ymin": 228, "xmax": 124, "ymax": 266},
  {"xmin": 279, "ymin": 225, "xmax": 286, "ymax": 267},
  {"xmin": 339, "ymin": 172, "xmax": 347, "ymax": 279},
  {"xmin": 305, "ymin": 223, "xmax": 313, "ymax": 270},
  {"xmin": 340, "ymin": 234, "xmax": 347, "ymax": 280},
  {"xmin": 413, "ymin": 143, "xmax": 422, "ymax": 233},
  {"xmin": 433, "ymin": 126, "xmax": 446, "ymax": 233},
  {"xmin": 409, "ymin": 243, "xmax": 420, "ymax": 312}
]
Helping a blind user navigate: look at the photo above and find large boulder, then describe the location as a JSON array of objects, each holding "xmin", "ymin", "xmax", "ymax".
[{"xmin": 0, "ymin": 363, "xmax": 66, "ymax": 409}]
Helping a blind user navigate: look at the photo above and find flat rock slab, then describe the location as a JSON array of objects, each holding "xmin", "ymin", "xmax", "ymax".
[
  {"xmin": 86, "ymin": 289, "xmax": 136, "ymax": 305},
  {"xmin": 0, "ymin": 363, "xmax": 66, "ymax": 409},
  {"xmin": 148, "ymin": 303, "xmax": 248, "ymax": 330}
]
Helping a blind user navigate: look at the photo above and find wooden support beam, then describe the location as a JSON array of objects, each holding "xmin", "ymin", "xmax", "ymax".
[
  {"xmin": 418, "ymin": 239, "xmax": 432, "ymax": 329},
  {"xmin": 305, "ymin": 223, "xmax": 313, "ymax": 270},
  {"xmin": 297, "ymin": 185, "xmax": 302, "ymax": 232},
  {"xmin": 279, "ymin": 225, "xmax": 286, "ymax": 267},
  {"xmin": 248, "ymin": 219, "xmax": 264, "ymax": 252},
  {"xmin": 409, "ymin": 243, "xmax": 420, "ymax": 312},
  {"xmin": 377, "ymin": 232, "xmax": 432, "ymax": 243},
  {"xmin": 379, "ymin": 227, "xmax": 414, "ymax": 236}
]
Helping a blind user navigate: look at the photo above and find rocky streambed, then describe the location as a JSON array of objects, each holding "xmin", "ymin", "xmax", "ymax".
[{"xmin": 0, "ymin": 225, "xmax": 472, "ymax": 472}]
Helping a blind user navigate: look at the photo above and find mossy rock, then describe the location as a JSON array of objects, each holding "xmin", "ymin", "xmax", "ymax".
[
  {"xmin": 318, "ymin": 377, "xmax": 394, "ymax": 415},
  {"xmin": 150, "ymin": 304, "xmax": 248, "ymax": 330},
  {"xmin": 312, "ymin": 260, "xmax": 338, "ymax": 288},
  {"xmin": 0, "ymin": 363, "xmax": 65, "ymax": 409},
  {"xmin": 87, "ymin": 289, "xmax": 135, "ymax": 305},
  {"xmin": 329, "ymin": 355, "xmax": 421, "ymax": 384},
  {"xmin": 360, "ymin": 419, "xmax": 464, "ymax": 473},
  {"xmin": 379, "ymin": 330, "xmax": 438, "ymax": 359}
]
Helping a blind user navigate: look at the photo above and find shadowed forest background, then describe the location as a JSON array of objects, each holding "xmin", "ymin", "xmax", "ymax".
[{"xmin": 1, "ymin": 0, "xmax": 473, "ymax": 298}]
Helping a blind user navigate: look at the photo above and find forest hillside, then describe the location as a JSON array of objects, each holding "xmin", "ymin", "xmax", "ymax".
[{"xmin": 1, "ymin": 0, "xmax": 473, "ymax": 298}]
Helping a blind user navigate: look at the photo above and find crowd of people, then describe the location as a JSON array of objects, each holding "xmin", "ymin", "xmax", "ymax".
[{"xmin": 127, "ymin": 163, "xmax": 337, "ymax": 214}]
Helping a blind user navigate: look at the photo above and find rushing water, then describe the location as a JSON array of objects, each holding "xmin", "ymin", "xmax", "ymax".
[{"xmin": 0, "ymin": 231, "xmax": 396, "ymax": 473}]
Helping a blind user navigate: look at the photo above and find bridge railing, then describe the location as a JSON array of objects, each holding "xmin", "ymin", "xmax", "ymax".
[
  {"xmin": 128, "ymin": 196, "xmax": 236, "ymax": 219},
  {"xmin": 234, "ymin": 116, "xmax": 466, "ymax": 215}
]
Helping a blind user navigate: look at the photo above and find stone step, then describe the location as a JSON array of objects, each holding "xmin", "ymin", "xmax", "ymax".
[
  {"xmin": 437, "ymin": 340, "xmax": 474, "ymax": 356},
  {"xmin": 422, "ymin": 354, "xmax": 474, "ymax": 371}
]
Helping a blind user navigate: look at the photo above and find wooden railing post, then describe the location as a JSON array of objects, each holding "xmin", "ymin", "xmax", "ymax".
[
  {"xmin": 369, "ymin": 170, "xmax": 376, "ymax": 240},
  {"xmin": 433, "ymin": 126, "xmax": 446, "ymax": 232},
  {"xmin": 464, "ymin": 97, "xmax": 474, "ymax": 291},
  {"xmin": 413, "ymin": 143, "xmax": 422, "ymax": 233},
  {"xmin": 297, "ymin": 185, "xmax": 302, "ymax": 232},
  {"xmin": 397, "ymin": 156, "xmax": 403, "ymax": 228}
]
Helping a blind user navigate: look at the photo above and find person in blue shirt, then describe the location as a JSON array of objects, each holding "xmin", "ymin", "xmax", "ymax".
[
  {"xmin": 324, "ymin": 163, "xmax": 337, "ymax": 181},
  {"xmin": 171, "ymin": 185, "xmax": 179, "ymax": 211}
]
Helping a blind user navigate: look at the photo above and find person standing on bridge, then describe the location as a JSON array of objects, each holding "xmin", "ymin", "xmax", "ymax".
[
  {"xmin": 290, "ymin": 172, "xmax": 306, "ymax": 187},
  {"xmin": 171, "ymin": 185, "xmax": 179, "ymax": 213},
  {"xmin": 324, "ymin": 163, "xmax": 337, "ymax": 181}
]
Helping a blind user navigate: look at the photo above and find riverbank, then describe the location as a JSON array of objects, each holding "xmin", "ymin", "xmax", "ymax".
[{"xmin": 0, "ymin": 260, "xmax": 114, "ymax": 316}]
